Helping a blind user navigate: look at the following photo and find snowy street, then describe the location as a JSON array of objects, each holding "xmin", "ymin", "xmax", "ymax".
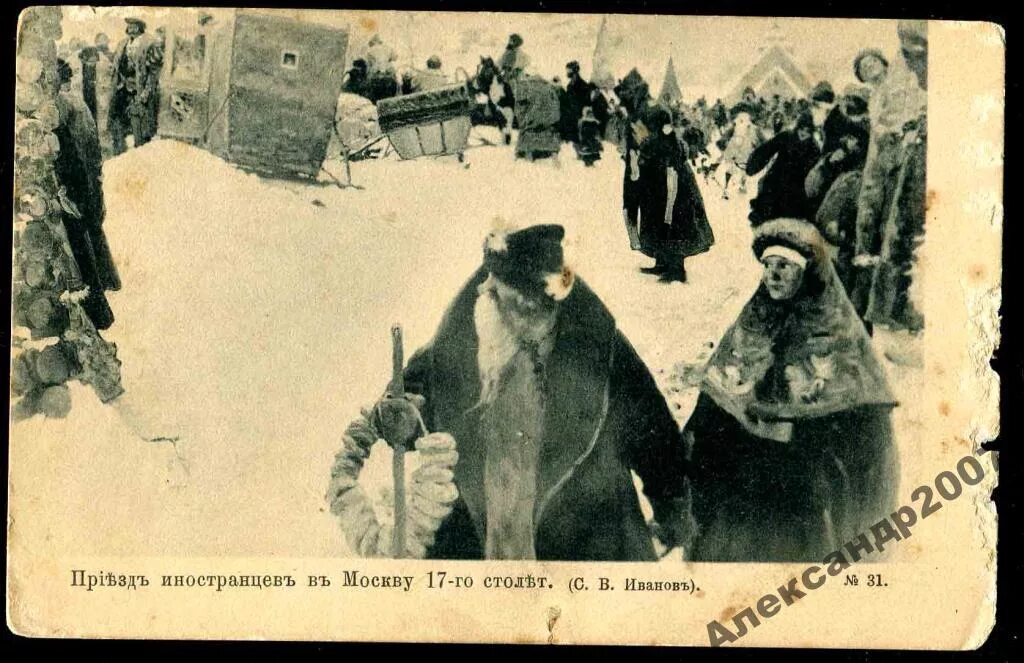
[{"xmin": 10, "ymin": 133, "xmax": 923, "ymax": 559}]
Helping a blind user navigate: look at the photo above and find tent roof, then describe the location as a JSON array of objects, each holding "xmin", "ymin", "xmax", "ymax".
[
  {"xmin": 729, "ymin": 44, "xmax": 811, "ymax": 100},
  {"xmin": 658, "ymin": 57, "xmax": 683, "ymax": 104}
]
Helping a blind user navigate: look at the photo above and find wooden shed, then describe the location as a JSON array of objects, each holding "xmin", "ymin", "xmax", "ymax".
[{"xmin": 158, "ymin": 10, "xmax": 349, "ymax": 178}]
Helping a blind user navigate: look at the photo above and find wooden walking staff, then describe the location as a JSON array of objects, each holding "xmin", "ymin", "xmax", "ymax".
[{"xmin": 389, "ymin": 324, "xmax": 408, "ymax": 558}]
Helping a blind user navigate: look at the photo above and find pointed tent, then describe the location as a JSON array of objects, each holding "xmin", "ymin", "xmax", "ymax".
[
  {"xmin": 658, "ymin": 57, "xmax": 683, "ymax": 106},
  {"xmin": 591, "ymin": 16, "xmax": 617, "ymax": 89}
]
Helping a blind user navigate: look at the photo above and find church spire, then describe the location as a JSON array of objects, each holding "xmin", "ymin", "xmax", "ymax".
[{"xmin": 658, "ymin": 56, "xmax": 683, "ymax": 105}]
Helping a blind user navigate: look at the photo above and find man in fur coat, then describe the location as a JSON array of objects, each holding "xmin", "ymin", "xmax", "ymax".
[
  {"xmin": 107, "ymin": 17, "xmax": 161, "ymax": 154},
  {"xmin": 372, "ymin": 225, "xmax": 689, "ymax": 561}
]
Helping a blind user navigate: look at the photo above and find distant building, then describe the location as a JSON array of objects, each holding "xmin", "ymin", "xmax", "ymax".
[{"xmin": 727, "ymin": 22, "xmax": 811, "ymax": 103}]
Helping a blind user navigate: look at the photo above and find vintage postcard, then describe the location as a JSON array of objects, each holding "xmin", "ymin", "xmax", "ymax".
[{"xmin": 8, "ymin": 6, "xmax": 1002, "ymax": 647}]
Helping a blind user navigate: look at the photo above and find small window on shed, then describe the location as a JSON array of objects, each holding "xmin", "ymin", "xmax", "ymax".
[{"xmin": 281, "ymin": 50, "xmax": 299, "ymax": 69}]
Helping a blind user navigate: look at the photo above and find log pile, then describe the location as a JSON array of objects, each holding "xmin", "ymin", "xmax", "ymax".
[{"xmin": 12, "ymin": 7, "xmax": 124, "ymax": 421}]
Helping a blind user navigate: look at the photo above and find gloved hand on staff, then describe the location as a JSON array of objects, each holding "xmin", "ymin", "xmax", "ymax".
[{"xmin": 370, "ymin": 392, "xmax": 427, "ymax": 449}]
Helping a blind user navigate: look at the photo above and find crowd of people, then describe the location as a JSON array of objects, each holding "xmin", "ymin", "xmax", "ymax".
[
  {"xmin": 337, "ymin": 23, "xmax": 926, "ymax": 326},
  {"xmin": 632, "ymin": 22, "xmax": 927, "ymax": 338},
  {"xmin": 54, "ymin": 18, "xmax": 928, "ymax": 341}
]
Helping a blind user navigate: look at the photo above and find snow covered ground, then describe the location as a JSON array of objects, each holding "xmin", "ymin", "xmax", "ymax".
[{"xmin": 9, "ymin": 132, "xmax": 925, "ymax": 560}]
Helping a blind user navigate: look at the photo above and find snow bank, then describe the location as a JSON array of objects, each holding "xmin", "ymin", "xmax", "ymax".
[{"xmin": 9, "ymin": 135, "xmax": 921, "ymax": 563}]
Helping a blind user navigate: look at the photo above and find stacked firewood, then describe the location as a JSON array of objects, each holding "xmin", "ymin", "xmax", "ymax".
[{"xmin": 12, "ymin": 7, "xmax": 123, "ymax": 420}]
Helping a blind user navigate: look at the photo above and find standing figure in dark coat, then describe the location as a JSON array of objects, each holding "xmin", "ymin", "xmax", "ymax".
[
  {"xmin": 107, "ymin": 17, "xmax": 160, "ymax": 154},
  {"xmin": 469, "ymin": 57, "xmax": 511, "ymax": 143},
  {"xmin": 747, "ymin": 112, "xmax": 821, "ymax": 226},
  {"xmin": 574, "ymin": 106, "xmax": 603, "ymax": 166},
  {"xmin": 54, "ymin": 59, "xmax": 122, "ymax": 330},
  {"xmin": 77, "ymin": 46, "xmax": 100, "ymax": 121},
  {"xmin": 821, "ymin": 86, "xmax": 871, "ymax": 157},
  {"xmin": 808, "ymin": 86, "xmax": 873, "ymax": 315},
  {"xmin": 623, "ymin": 105, "xmax": 714, "ymax": 282},
  {"xmin": 808, "ymin": 81, "xmax": 837, "ymax": 149},
  {"xmin": 332, "ymin": 225, "xmax": 690, "ymax": 561},
  {"xmin": 686, "ymin": 219, "xmax": 899, "ymax": 562},
  {"xmin": 811, "ymin": 142, "xmax": 870, "ymax": 311},
  {"xmin": 562, "ymin": 61, "xmax": 594, "ymax": 142},
  {"xmin": 342, "ymin": 59, "xmax": 371, "ymax": 99},
  {"xmin": 805, "ymin": 112, "xmax": 869, "ymax": 214},
  {"xmin": 589, "ymin": 86, "xmax": 610, "ymax": 138}
]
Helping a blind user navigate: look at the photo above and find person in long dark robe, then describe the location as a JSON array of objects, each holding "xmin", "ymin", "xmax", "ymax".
[
  {"xmin": 330, "ymin": 225, "xmax": 691, "ymax": 560},
  {"xmin": 747, "ymin": 112, "xmax": 821, "ymax": 226},
  {"xmin": 54, "ymin": 59, "xmax": 122, "ymax": 330},
  {"xmin": 562, "ymin": 61, "xmax": 593, "ymax": 142},
  {"xmin": 623, "ymin": 104, "xmax": 714, "ymax": 283},
  {"xmin": 685, "ymin": 219, "xmax": 899, "ymax": 562},
  {"xmin": 78, "ymin": 46, "xmax": 100, "ymax": 121},
  {"xmin": 107, "ymin": 17, "xmax": 159, "ymax": 154}
]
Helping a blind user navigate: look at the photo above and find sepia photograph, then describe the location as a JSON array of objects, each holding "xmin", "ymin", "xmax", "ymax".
[{"xmin": 8, "ymin": 5, "xmax": 1002, "ymax": 647}]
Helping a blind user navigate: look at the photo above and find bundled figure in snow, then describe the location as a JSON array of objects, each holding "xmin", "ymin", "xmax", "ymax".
[
  {"xmin": 730, "ymin": 87, "xmax": 765, "ymax": 127},
  {"xmin": 492, "ymin": 33, "xmax": 530, "ymax": 139},
  {"xmin": 746, "ymin": 112, "xmax": 821, "ymax": 226},
  {"xmin": 329, "ymin": 225, "xmax": 690, "ymax": 560},
  {"xmin": 498, "ymin": 33, "xmax": 530, "ymax": 84},
  {"xmin": 807, "ymin": 81, "xmax": 837, "ymax": 150},
  {"xmin": 54, "ymin": 59, "xmax": 121, "ymax": 330},
  {"xmin": 809, "ymin": 86, "xmax": 872, "ymax": 306},
  {"xmin": 807, "ymin": 85, "xmax": 871, "ymax": 210},
  {"xmin": 342, "ymin": 59, "xmax": 371, "ymax": 99},
  {"xmin": 854, "ymin": 26, "xmax": 928, "ymax": 335},
  {"xmin": 513, "ymin": 75, "xmax": 562, "ymax": 161},
  {"xmin": 686, "ymin": 219, "xmax": 899, "ymax": 562},
  {"xmin": 718, "ymin": 110, "xmax": 762, "ymax": 199},
  {"xmin": 561, "ymin": 61, "xmax": 594, "ymax": 142},
  {"xmin": 364, "ymin": 34, "xmax": 399, "ymax": 102},
  {"xmin": 401, "ymin": 55, "xmax": 450, "ymax": 95},
  {"xmin": 622, "ymin": 103, "xmax": 714, "ymax": 283},
  {"xmin": 574, "ymin": 106, "xmax": 604, "ymax": 166},
  {"xmin": 469, "ymin": 56, "xmax": 511, "ymax": 144},
  {"xmin": 107, "ymin": 17, "xmax": 161, "ymax": 154}
]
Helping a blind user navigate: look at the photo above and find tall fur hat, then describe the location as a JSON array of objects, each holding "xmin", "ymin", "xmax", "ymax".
[
  {"xmin": 809, "ymin": 80, "xmax": 835, "ymax": 104},
  {"xmin": 853, "ymin": 48, "xmax": 889, "ymax": 82},
  {"xmin": 483, "ymin": 225, "xmax": 573, "ymax": 301}
]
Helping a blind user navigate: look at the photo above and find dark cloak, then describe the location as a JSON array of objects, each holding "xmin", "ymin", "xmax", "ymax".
[
  {"xmin": 747, "ymin": 130, "xmax": 821, "ymax": 226},
  {"xmin": 54, "ymin": 90, "xmax": 121, "ymax": 329},
  {"xmin": 624, "ymin": 109, "xmax": 714, "ymax": 260}
]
